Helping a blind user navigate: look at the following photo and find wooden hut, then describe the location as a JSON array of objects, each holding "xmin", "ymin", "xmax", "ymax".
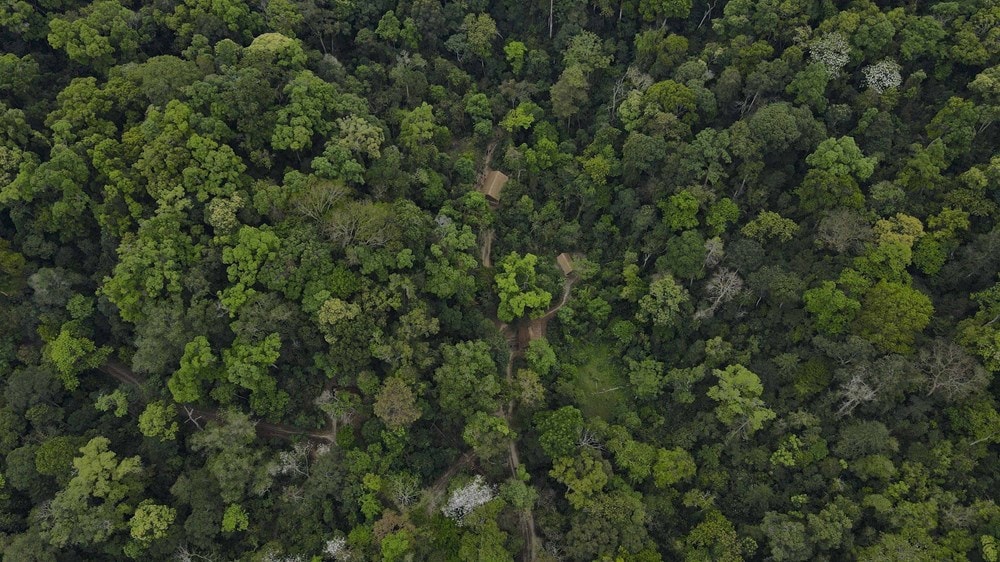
[
  {"xmin": 556, "ymin": 253, "xmax": 574, "ymax": 276},
  {"xmin": 481, "ymin": 170, "xmax": 508, "ymax": 204}
]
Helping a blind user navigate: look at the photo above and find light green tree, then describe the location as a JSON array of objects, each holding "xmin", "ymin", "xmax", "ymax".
[
  {"xmin": 129, "ymin": 501, "xmax": 176, "ymax": 543},
  {"xmin": 221, "ymin": 503, "xmax": 249, "ymax": 532},
  {"xmin": 138, "ymin": 400, "xmax": 179, "ymax": 442},
  {"xmin": 803, "ymin": 281, "xmax": 861, "ymax": 335},
  {"xmin": 42, "ymin": 437, "xmax": 143, "ymax": 548},
  {"xmin": 48, "ymin": 1, "xmax": 143, "ymax": 69},
  {"xmin": 535, "ymin": 406, "xmax": 584, "ymax": 459},
  {"xmin": 494, "ymin": 252, "xmax": 552, "ymax": 322},
  {"xmin": 168, "ymin": 336, "xmax": 219, "ymax": 403},
  {"xmin": 707, "ymin": 365, "xmax": 776, "ymax": 438},
  {"xmin": 45, "ymin": 325, "xmax": 110, "ymax": 390},
  {"xmin": 652, "ymin": 447, "xmax": 696, "ymax": 487},
  {"xmin": 856, "ymin": 281, "xmax": 933, "ymax": 353},
  {"xmin": 741, "ymin": 211, "xmax": 799, "ymax": 243}
]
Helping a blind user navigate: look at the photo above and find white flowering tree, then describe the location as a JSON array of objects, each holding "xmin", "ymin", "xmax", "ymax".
[
  {"xmin": 323, "ymin": 537, "xmax": 351, "ymax": 561},
  {"xmin": 441, "ymin": 475, "xmax": 495, "ymax": 525},
  {"xmin": 862, "ymin": 59, "xmax": 902, "ymax": 94},
  {"xmin": 810, "ymin": 32, "xmax": 850, "ymax": 76}
]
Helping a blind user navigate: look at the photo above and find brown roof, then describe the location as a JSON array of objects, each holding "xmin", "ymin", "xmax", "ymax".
[
  {"xmin": 556, "ymin": 253, "xmax": 574, "ymax": 275},
  {"xmin": 481, "ymin": 170, "xmax": 508, "ymax": 202}
]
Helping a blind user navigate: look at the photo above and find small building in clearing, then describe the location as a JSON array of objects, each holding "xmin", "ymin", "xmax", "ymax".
[
  {"xmin": 481, "ymin": 170, "xmax": 508, "ymax": 204},
  {"xmin": 556, "ymin": 253, "xmax": 574, "ymax": 276}
]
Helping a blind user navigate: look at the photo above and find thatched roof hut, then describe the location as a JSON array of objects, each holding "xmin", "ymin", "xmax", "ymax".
[
  {"xmin": 481, "ymin": 170, "xmax": 508, "ymax": 203},
  {"xmin": 556, "ymin": 253, "xmax": 574, "ymax": 276}
]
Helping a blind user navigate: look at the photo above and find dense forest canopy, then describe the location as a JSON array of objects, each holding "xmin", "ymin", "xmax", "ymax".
[{"xmin": 1, "ymin": 0, "xmax": 999, "ymax": 560}]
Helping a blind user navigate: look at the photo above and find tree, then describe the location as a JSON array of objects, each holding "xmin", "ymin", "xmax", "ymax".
[
  {"xmin": 639, "ymin": 0, "xmax": 692, "ymax": 23},
  {"xmin": 47, "ymin": 1, "xmax": 143, "ymax": 69},
  {"xmin": 661, "ymin": 191, "xmax": 700, "ymax": 231},
  {"xmin": 707, "ymin": 365, "xmax": 776, "ymax": 438},
  {"xmin": 551, "ymin": 65, "xmax": 590, "ymax": 121},
  {"xmin": 549, "ymin": 449, "xmax": 609, "ymax": 509},
  {"xmin": 463, "ymin": 412, "xmax": 515, "ymax": 461},
  {"xmin": 442, "ymin": 476, "xmax": 495, "ymax": 524},
  {"xmin": 525, "ymin": 338, "xmax": 557, "ymax": 376},
  {"xmin": 619, "ymin": 79, "xmax": 697, "ymax": 135},
  {"xmin": 786, "ymin": 63, "xmax": 830, "ymax": 112},
  {"xmin": 562, "ymin": 31, "xmax": 612, "ymax": 72},
  {"xmin": 222, "ymin": 333, "xmax": 287, "ymax": 418},
  {"xmin": 663, "ymin": 230, "xmax": 707, "ymax": 281},
  {"xmin": 741, "ymin": 211, "xmax": 799, "ymax": 242},
  {"xmin": 169, "ymin": 336, "xmax": 219, "ymax": 403},
  {"xmin": 494, "ymin": 252, "xmax": 552, "ymax": 322},
  {"xmin": 919, "ymin": 339, "xmax": 990, "ymax": 402},
  {"xmin": 189, "ymin": 410, "xmax": 272, "ymax": 505},
  {"xmin": 374, "ymin": 377, "xmax": 421, "ymax": 429},
  {"xmin": 535, "ymin": 406, "xmax": 584, "ymax": 459},
  {"xmin": 445, "ymin": 13, "xmax": 497, "ymax": 63},
  {"xmin": 221, "ymin": 503, "xmax": 249, "ymax": 532},
  {"xmin": 433, "ymin": 341, "xmax": 501, "ymax": 420},
  {"xmin": 397, "ymin": 102, "xmax": 444, "ymax": 165},
  {"xmin": 809, "ymin": 32, "xmax": 850, "ymax": 76},
  {"xmin": 42, "ymin": 437, "xmax": 143, "ymax": 549},
  {"xmin": 761, "ymin": 512, "xmax": 812, "ymax": 562},
  {"xmin": 816, "ymin": 209, "xmax": 873, "ymax": 253},
  {"xmin": 652, "ymin": 447, "xmax": 696, "ymax": 488},
  {"xmin": 861, "ymin": 59, "xmax": 902, "ymax": 94},
  {"xmin": 44, "ymin": 326, "xmax": 110, "ymax": 391},
  {"xmin": 959, "ymin": 279, "xmax": 1000, "ymax": 372},
  {"xmin": 164, "ymin": 0, "xmax": 263, "ymax": 44},
  {"xmin": 129, "ymin": 501, "xmax": 176, "ymax": 543},
  {"xmin": 695, "ymin": 268, "xmax": 744, "ymax": 320},
  {"xmin": 35, "ymin": 435, "xmax": 84, "ymax": 485},
  {"xmin": 804, "ymin": 282, "xmax": 861, "ymax": 335},
  {"xmin": 797, "ymin": 137, "xmax": 875, "ymax": 213},
  {"xmin": 855, "ymin": 281, "xmax": 933, "ymax": 354},
  {"xmin": 626, "ymin": 357, "xmax": 665, "ymax": 398},
  {"xmin": 500, "ymin": 101, "xmax": 540, "ymax": 133},
  {"xmin": 676, "ymin": 510, "xmax": 747, "ymax": 562},
  {"xmin": 272, "ymin": 70, "xmax": 340, "ymax": 151},
  {"xmin": 608, "ymin": 432, "xmax": 656, "ymax": 483},
  {"xmin": 504, "ymin": 41, "xmax": 527, "ymax": 75},
  {"xmin": 138, "ymin": 401, "xmax": 179, "ymax": 442},
  {"xmin": 637, "ymin": 275, "xmax": 690, "ymax": 329}
]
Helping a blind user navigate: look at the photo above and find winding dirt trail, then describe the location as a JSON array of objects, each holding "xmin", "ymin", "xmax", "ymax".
[
  {"xmin": 98, "ymin": 361, "xmax": 336, "ymax": 444},
  {"xmin": 541, "ymin": 275, "xmax": 576, "ymax": 322},
  {"xmin": 494, "ymin": 274, "xmax": 576, "ymax": 562},
  {"xmin": 477, "ymin": 139, "xmax": 499, "ymax": 269}
]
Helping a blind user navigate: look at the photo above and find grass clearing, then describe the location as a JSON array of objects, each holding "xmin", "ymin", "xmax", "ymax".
[{"xmin": 562, "ymin": 343, "xmax": 628, "ymax": 422}]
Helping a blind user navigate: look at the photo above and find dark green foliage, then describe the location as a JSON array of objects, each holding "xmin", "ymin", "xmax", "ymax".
[{"xmin": 0, "ymin": 0, "xmax": 998, "ymax": 559}]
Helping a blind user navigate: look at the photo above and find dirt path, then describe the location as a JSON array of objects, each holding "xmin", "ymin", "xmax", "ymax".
[
  {"xmin": 539, "ymin": 274, "xmax": 576, "ymax": 323},
  {"xmin": 477, "ymin": 139, "xmax": 499, "ymax": 185},
  {"xmin": 481, "ymin": 228, "xmax": 495, "ymax": 268},
  {"xmin": 501, "ymin": 349, "xmax": 538, "ymax": 562},
  {"xmin": 424, "ymin": 451, "xmax": 475, "ymax": 516},
  {"xmin": 493, "ymin": 273, "xmax": 576, "ymax": 561},
  {"xmin": 98, "ymin": 361, "xmax": 336, "ymax": 444},
  {"xmin": 477, "ymin": 139, "xmax": 499, "ymax": 269}
]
